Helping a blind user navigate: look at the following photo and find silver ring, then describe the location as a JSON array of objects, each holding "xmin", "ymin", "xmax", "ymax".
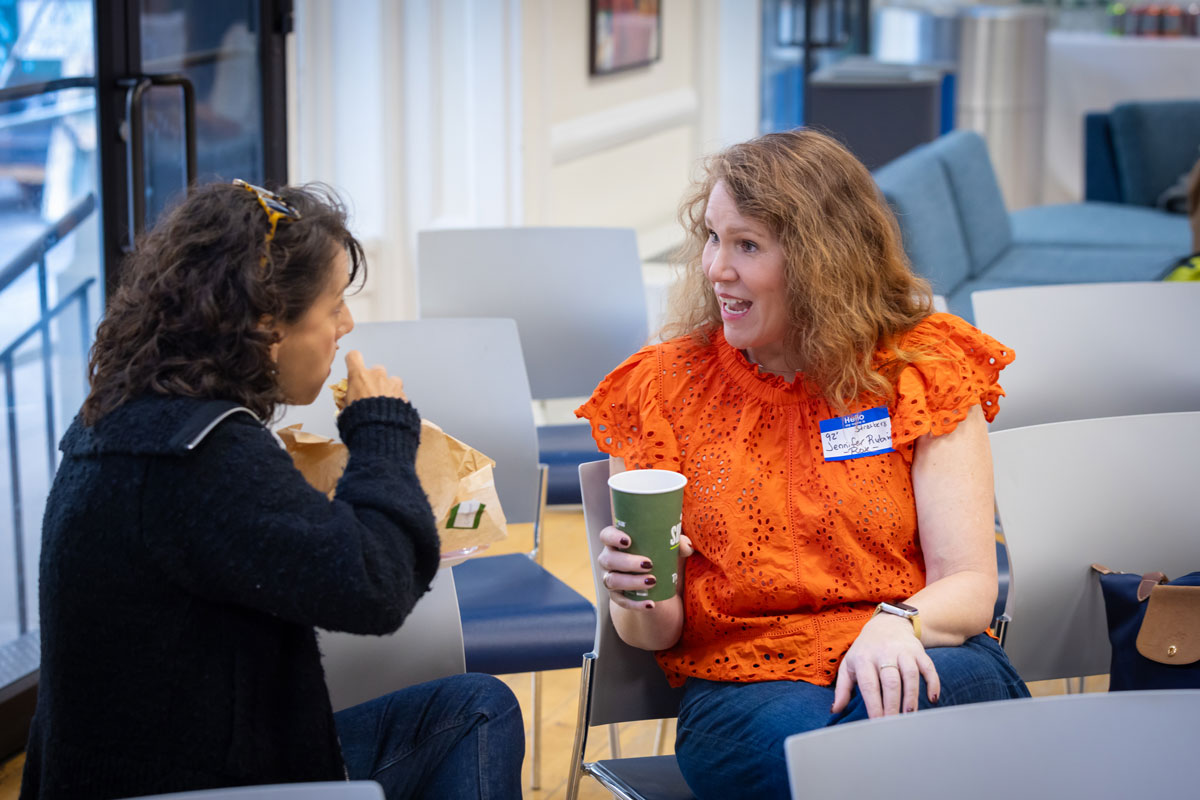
[
  {"xmin": 602, "ymin": 571, "xmax": 612, "ymax": 590},
  {"xmin": 879, "ymin": 663, "xmax": 899, "ymax": 671}
]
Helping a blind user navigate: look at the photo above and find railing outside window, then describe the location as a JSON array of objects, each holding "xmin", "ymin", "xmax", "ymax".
[{"xmin": 0, "ymin": 193, "xmax": 96, "ymax": 635}]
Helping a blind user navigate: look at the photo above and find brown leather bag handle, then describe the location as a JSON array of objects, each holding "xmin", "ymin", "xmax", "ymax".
[{"xmin": 1091, "ymin": 564, "xmax": 1169, "ymax": 602}]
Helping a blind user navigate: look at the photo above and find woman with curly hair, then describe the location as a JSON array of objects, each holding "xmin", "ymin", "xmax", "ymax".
[
  {"xmin": 21, "ymin": 181, "xmax": 523, "ymax": 799},
  {"xmin": 578, "ymin": 129, "xmax": 1029, "ymax": 799}
]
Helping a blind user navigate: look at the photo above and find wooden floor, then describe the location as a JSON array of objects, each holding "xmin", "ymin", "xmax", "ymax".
[{"xmin": 0, "ymin": 507, "xmax": 1099, "ymax": 799}]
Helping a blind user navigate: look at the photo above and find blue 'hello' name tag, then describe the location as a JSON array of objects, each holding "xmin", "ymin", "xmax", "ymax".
[{"xmin": 819, "ymin": 406, "xmax": 895, "ymax": 462}]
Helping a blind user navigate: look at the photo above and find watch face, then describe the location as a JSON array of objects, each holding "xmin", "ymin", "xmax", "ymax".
[{"xmin": 883, "ymin": 601, "xmax": 918, "ymax": 616}]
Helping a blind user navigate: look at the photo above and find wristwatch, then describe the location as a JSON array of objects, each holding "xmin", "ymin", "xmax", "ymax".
[{"xmin": 873, "ymin": 601, "xmax": 922, "ymax": 640}]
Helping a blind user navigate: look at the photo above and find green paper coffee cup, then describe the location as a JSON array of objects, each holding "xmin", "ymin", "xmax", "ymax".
[{"xmin": 607, "ymin": 469, "xmax": 687, "ymax": 602}]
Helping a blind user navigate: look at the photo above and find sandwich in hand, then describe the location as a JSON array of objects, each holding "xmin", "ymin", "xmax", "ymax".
[{"xmin": 329, "ymin": 378, "xmax": 348, "ymax": 412}]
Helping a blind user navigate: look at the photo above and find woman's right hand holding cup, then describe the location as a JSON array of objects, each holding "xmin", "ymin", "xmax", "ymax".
[{"xmin": 598, "ymin": 526, "xmax": 692, "ymax": 610}]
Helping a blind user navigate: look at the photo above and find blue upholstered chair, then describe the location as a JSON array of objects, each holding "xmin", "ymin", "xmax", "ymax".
[
  {"xmin": 417, "ymin": 228, "xmax": 650, "ymax": 505},
  {"xmin": 1084, "ymin": 99, "xmax": 1200, "ymax": 207},
  {"xmin": 873, "ymin": 130, "xmax": 1190, "ymax": 321}
]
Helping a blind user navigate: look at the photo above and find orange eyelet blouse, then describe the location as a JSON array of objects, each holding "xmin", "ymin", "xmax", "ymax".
[{"xmin": 576, "ymin": 313, "xmax": 1014, "ymax": 688}]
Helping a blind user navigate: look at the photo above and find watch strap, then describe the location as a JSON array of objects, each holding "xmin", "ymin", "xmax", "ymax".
[{"xmin": 873, "ymin": 602, "xmax": 922, "ymax": 641}]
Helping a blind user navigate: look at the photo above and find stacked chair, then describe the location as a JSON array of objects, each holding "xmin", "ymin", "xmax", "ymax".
[{"xmin": 973, "ymin": 281, "xmax": 1200, "ymax": 624}]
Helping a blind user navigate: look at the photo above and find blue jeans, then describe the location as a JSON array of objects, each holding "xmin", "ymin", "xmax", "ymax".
[
  {"xmin": 334, "ymin": 673, "xmax": 524, "ymax": 800},
  {"xmin": 675, "ymin": 633, "xmax": 1028, "ymax": 800}
]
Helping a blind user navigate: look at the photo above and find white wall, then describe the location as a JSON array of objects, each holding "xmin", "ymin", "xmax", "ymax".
[{"xmin": 289, "ymin": 0, "xmax": 760, "ymax": 323}]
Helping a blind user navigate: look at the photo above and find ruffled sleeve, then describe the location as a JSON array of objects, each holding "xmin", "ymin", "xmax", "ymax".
[
  {"xmin": 575, "ymin": 345, "xmax": 682, "ymax": 470},
  {"xmin": 889, "ymin": 313, "xmax": 1015, "ymax": 459}
]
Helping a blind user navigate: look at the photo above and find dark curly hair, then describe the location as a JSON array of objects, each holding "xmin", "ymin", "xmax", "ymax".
[{"xmin": 82, "ymin": 181, "xmax": 366, "ymax": 425}]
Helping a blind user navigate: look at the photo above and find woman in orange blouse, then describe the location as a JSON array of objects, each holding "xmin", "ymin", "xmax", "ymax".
[{"xmin": 578, "ymin": 129, "xmax": 1029, "ymax": 798}]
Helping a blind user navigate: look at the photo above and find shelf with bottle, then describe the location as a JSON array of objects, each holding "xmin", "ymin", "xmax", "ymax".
[{"xmin": 1106, "ymin": 2, "xmax": 1200, "ymax": 36}]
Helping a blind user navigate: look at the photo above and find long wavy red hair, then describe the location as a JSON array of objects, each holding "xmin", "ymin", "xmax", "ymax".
[{"xmin": 663, "ymin": 128, "xmax": 935, "ymax": 412}]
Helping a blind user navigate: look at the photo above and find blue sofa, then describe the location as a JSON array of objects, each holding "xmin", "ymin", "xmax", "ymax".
[
  {"xmin": 1085, "ymin": 100, "xmax": 1200, "ymax": 207},
  {"xmin": 873, "ymin": 130, "xmax": 1190, "ymax": 322}
]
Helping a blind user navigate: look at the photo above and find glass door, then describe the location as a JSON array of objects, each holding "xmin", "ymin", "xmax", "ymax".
[
  {"xmin": 0, "ymin": 0, "xmax": 289, "ymax": 677},
  {"xmin": 96, "ymin": 0, "xmax": 290, "ymax": 291}
]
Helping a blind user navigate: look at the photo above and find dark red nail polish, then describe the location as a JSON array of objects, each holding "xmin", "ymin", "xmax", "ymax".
[
  {"xmin": 645, "ymin": 576, "xmax": 656, "ymax": 585},
  {"xmin": 641, "ymin": 560, "xmax": 652, "ymax": 569},
  {"xmin": 931, "ymin": 694, "xmax": 939, "ymax": 704},
  {"xmin": 644, "ymin": 601, "xmax": 655, "ymax": 609},
  {"xmin": 620, "ymin": 537, "xmax": 630, "ymax": 547},
  {"xmin": 905, "ymin": 706, "xmax": 914, "ymax": 714}
]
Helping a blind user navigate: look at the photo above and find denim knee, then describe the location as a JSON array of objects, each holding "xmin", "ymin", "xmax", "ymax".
[
  {"xmin": 926, "ymin": 633, "xmax": 1029, "ymax": 705},
  {"xmin": 455, "ymin": 673, "xmax": 522, "ymax": 726}
]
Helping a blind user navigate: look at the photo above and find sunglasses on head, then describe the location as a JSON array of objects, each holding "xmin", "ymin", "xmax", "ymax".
[{"xmin": 233, "ymin": 179, "xmax": 301, "ymax": 263}]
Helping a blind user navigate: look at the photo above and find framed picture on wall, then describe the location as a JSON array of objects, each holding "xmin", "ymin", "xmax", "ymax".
[{"xmin": 590, "ymin": 0, "xmax": 661, "ymax": 76}]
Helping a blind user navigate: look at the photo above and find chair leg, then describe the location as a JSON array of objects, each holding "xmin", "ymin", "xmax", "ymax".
[
  {"xmin": 532, "ymin": 463, "xmax": 548, "ymax": 564},
  {"xmin": 566, "ymin": 654, "xmax": 596, "ymax": 800},
  {"xmin": 531, "ymin": 670, "xmax": 542, "ymax": 791},
  {"xmin": 655, "ymin": 718, "xmax": 669, "ymax": 755},
  {"xmin": 608, "ymin": 722, "xmax": 621, "ymax": 759}
]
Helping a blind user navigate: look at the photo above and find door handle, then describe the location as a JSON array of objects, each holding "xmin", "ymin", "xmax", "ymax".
[{"xmin": 120, "ymin": 73, "xmax": 197, "ymax": 241}]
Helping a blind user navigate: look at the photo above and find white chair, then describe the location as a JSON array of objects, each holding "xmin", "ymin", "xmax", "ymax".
[
  {"xmin": 989, "ymin": 412, "xmax": 1200, "ymax": 682},
  {"xmin": 296, "ymin": 318, "xmax": 595, "ymax": 792},
  {"xmin": 123, "ymin": 781, "xmax": 384, "ymax": 799},
  {"xmin": 566, "ymin": 459, "xmax": 693, "ymax": 800},
  {"xmin": 971, "ymin": 282, "xmax": 1200, "ymax": 432},
  {"xmin": 785, "ymin": 690, "xmax": 1200, "ymax": 800},
  {"xmin": 417, "ymin": 227, "xmax": 649, "ymax": 400},
  {"xmin": 316, "ymin": 570, "xmax": 464, "ymax": 712},
  {"xmin": 417, "ymin": 227, "xmax": 650, "ymax": 504},
  {"xmin": 279, "ymin": 371, "xmax": 468, "ymax": 712}
]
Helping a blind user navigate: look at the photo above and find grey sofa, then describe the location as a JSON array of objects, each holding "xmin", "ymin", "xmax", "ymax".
[{"xmin": 873, "ymin": 130, "xmax": 1189, "ymax": 322}]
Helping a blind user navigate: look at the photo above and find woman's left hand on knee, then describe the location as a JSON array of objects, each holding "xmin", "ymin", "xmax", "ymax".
[{"xmin": 831, "ymin": 615, "xmax": 940, "ymax": 718}]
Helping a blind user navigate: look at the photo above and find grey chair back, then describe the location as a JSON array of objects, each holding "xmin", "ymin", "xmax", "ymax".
[
  {"xmin": 566, "ymin": 459, "xmax": 693, "ymax": 800},
  {"xmin": 579, "ymin": 458, "xmax": 686, "ymax": 724},
  {"xmin": 123, "ymin": 781, "xmax": 385, "ymax": 799},
  {"xmin": 317, "ymin": 569, "xmax": 464, "ymax": 712},
  {"xmin": 989, "ymin": 412, "xmax": 1200, "ymax": 682},
  {"xmin": 417, "ymin": 227, "xmax": 649, "ymax": 400},
  {"xmin": 277, "ymin": 318, "xmax": 547, "ymax": 709},
  {"xmin": 785, "ymin": 690, "xmax": 1200, "ymax": 800},
  {"xmin": 972, "ymin": 282, "xmax": 1200, "ymax": 431},
  {"xmin": 279, "ymin": 318, "xmax": 540, "ymax": 525}
]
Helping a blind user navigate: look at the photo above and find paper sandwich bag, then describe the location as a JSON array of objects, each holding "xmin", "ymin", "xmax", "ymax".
[{"xmin": 277, "ymin": 420, "xmax": 507, "ymax": 553}]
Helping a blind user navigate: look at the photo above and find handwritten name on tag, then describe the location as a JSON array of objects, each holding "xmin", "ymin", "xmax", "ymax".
[{"xmin": 819, "ymin": 406, "xmax": 895, "ymax": 462}]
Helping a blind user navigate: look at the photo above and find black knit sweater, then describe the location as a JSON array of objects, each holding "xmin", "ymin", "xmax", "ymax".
[{"xmin": 19, "ymin": 394, "xmax": 440, "ymax": 799}]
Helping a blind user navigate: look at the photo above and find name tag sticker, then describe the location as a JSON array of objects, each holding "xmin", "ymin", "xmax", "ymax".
[{"xmin": 819, "ymin": 406, "xmax": 895, "ymax": 462}]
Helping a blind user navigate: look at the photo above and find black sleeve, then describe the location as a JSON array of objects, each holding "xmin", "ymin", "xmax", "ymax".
[{"xmin": 141, "ymin": 397, "xmax": 441, "ymax": 635}]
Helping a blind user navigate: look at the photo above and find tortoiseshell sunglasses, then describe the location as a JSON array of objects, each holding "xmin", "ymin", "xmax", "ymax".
[{"xmin": 233, "ymin": 179, "xmax": 301, "ymax": 263}]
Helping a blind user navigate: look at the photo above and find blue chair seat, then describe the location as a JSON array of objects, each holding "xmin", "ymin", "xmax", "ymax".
[
  {"xmin": 454, "ymin": 553, "xmax": 596, "ymax": 675},
  {"xmin": 588, "ymin": 756, "xmax": 695, "ymax": 800},
  {"xmin": 538, "ymin": 423, "xmax": 605, "ymax": 506}
]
